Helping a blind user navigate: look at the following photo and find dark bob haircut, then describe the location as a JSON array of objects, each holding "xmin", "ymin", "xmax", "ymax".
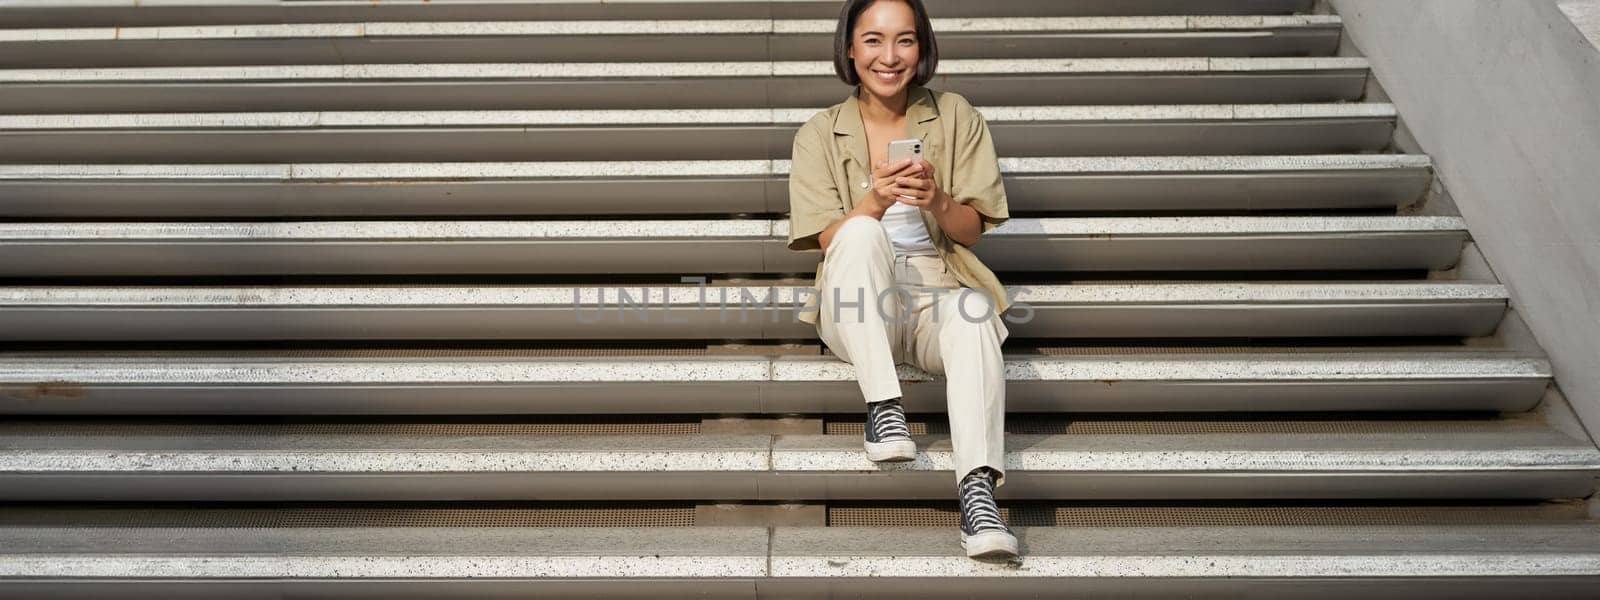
[{"xmin": 832, "ymin": 0, "xmax": 939, "ymax": 87}]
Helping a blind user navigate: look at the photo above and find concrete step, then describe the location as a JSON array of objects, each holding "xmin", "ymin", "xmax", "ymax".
[
  {"xmin": 780, "ymin": 525, "xmax": 1600, "ymax": 597},
  {"xmin": 2, "ymin": 524, "xmax": 1598, "ymax": 598},
  {"xmin": 0, "ymin": 103, "xmax": 1398, "ymax": 162},
  {"xmin": 0, "ymin": 282, "xmax": 1508, "ymax": 341},
  {"xmin": 0, "ymin": 414, "xmax": 1594, "ymax": 501},
  {"xmin": 0, "ymin": 216, "xmax": 1466, "ymax": 277},
  {"xmin": 0, "ymin": 58, "xmax": 1372, "ymax": 112},
  {"xmin": 0, "ymin": 155, "xmax": 1431, "ymax": 217},
  {"xmin": 4, "ymin": 500, "xmax": 1589, "ymax": 528},
  {"xmin": 0, "ymin": 1, "xmax": 1319, "ymax": 28},
  {"xmin": 0, "ymin": 350, "xmax": 1551, "ymax": 415},
  {"xmin": 0, "ymin": 16, "xmax": 1345, "ymax": 68}
]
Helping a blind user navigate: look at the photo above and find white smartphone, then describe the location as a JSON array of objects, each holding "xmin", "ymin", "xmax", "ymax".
[{"xmin": 887, "ymin": 138, "xmax": 922, "ymax": 166}]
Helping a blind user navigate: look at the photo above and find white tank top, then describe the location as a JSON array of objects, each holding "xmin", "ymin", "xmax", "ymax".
[{"xmin": 881, "ymin": 201, "xmax": 938, "ymax": 257}]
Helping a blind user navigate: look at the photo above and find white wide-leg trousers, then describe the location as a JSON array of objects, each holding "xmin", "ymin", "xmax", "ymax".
[{"xmin": 814, "ymin": 215, "xmax": 1010, "ymax": 487}]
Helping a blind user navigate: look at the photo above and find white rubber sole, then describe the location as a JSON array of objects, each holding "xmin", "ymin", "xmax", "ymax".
[
  {"xmin": 961, "ymin": 530, "xmax": 1019, "ymax": 560},
  {"xmin": 863, "ymin": 438, "xmax": 917, "ymax": 462}
]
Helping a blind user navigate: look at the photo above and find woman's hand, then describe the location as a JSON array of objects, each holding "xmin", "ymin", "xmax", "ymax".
[
  {"xmin": 863, "ymin": 158, "xmax": 923, "ymax": 215},
  {"xmin": 891, "ymin": 158, "xmax": 949, "ymax": 213},
  {"xmin": 819, "ymin": 157, "xmax": 921, "ymax": 251},
  {"xmin": 899, "ymin": 158, "xmax": 985, "ymax": 247}
]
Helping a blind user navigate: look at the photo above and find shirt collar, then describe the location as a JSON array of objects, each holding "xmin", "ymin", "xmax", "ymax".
[{"xmin": 833, "ymin": 86, "xmax": 940, "ymax": 167}]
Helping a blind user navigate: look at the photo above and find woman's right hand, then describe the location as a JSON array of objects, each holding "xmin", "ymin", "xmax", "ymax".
[
  {"xmin": 861, "ymin": 158, "xmax": 923, "ymax": 215},
  {"xmin": 820, "ymin": 158, "xmax": 924, "ymax": 251}
]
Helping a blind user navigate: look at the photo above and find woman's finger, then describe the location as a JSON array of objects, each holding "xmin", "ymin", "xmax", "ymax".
[
  {"xmin": 884, "ymin": 158, "xmax": 915, "ymax": 175},
  {"xmin": 889, "ymin": 161, "xmax": 921, "ymax": 177}
]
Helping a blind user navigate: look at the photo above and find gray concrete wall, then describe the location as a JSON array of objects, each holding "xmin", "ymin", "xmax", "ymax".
[{"xmin": 1331, "ymin": 0, "xmax": 1600, "ymax": 433}]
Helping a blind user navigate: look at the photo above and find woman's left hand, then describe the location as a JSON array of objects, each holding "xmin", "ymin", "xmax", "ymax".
[{"xmin": 890, "ymin": 159, "xmax": 949, "ymax": 212}]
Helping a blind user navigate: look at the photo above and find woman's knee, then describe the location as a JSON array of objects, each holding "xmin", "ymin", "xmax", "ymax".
[{"xmin": 828, "ymin": 215, "xmax": 889, "ymax": 252}]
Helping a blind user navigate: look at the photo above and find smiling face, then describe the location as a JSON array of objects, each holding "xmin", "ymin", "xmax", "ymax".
[{"xmin": 847, "ymin": 0, "xmax": 921, "ymax": 102}]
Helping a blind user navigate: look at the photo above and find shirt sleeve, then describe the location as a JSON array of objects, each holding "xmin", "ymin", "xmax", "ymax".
[
  {"xmin": 786, "ymin": 119, "xmax": 847, "ymax": 253},
  {"xmin": 948, "ymin": 94, "xmax": 1010, "ymax": 237}
]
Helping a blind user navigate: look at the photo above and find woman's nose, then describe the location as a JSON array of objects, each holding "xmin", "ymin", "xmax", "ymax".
[{"xmin": 877, "ymin": 46, "xmax": 899, "ymax": 66}]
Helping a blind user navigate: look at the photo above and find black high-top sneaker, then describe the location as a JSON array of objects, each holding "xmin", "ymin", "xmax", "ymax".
[
  {"xmin": 958, "ymin": 467, "xmax": 1018, "ymax": 559},
  {"xmin": 863, "ymin": 398, "xmax": 916, "ymax": 462}
]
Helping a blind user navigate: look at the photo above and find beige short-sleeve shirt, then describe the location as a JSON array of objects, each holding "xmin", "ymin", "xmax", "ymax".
[{"xmin": 786, "ymin": 85, "xmax": 1012, "ymax": 325}]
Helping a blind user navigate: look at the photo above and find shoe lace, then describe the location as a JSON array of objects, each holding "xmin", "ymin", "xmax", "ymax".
[
  {"xmin": 867, "ymin": 399, "xmax": 911, "ymax": 440},
  {"xmin": 960, "ymin": 470, "xmax": 1009, "ymax": 534}
]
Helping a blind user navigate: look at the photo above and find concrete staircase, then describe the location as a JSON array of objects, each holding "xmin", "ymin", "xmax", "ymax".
[{"xmin": 1, "ymin": 0, "xmax": 1598, "ymax": 597}]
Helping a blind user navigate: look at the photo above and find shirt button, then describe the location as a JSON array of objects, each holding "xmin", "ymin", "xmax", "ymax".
[{"xmin": 860, "ymin": 181, "xmax": 869, "ymax": 189}]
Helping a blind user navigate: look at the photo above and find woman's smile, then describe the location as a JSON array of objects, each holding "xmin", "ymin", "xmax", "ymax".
[{"xmin": 871, "ymin": 67, "xmax": 905, "ymax": 83}]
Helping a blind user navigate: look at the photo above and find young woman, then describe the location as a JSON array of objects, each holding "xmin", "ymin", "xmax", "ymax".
[{"xmin": 786, "ymin": 0, "xmax": 1017, "ymax": 560}]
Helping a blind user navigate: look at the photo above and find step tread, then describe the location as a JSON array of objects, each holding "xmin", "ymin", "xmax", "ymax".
[
  {"xmin": 776, "ymin": 429, "xmax": 1600, "ymax": 472},
  {"xmin": 0, "ymin": 103, "xmax": 1399, "ymax": 130},
  {"xmin": 2, "ymin": 421, "xmax": 1593, "ymax": 472},
  {"xmin": 2, "ymin": 524, "xmax": 1599, "ymax": 568},
  {"xmin": 0, "ymin": 155, "xmax": 1434, "ymax": 180},
  {"xmin": 0, "ymin": 57, "xmax": 1372, "ymax": 82},
  {"xmin": 0, "ymin": 281, "xmax": 1511, "ymax": 341},
  {"xmin": 0, "ymin": 0, "xmax": 1319, "ymax": 22},
  {"xmin": 0, "ymin": 526, "xmax": 770, "ymax": 564},
  {"xmin": 0, "ymin": 216, "xmax": 1468, "ymax": 240},
  {"xmin": 0, "ymin": 15, "xmax": 1344, "ymax": 43},
  {"xmin": 0, "ymin": 351, "xmax": 1550, "ymax": 383},
  {"xmin": 0, "ymin": 350, "xmax": 1549, "ymax": 416},
  {"xmin": 0, "ymin": 282, "xmax": 1510, "ymax": 306},
  {"xmin": 781, "ymin": 524, "xmax": 1600, "ymax": 559}
]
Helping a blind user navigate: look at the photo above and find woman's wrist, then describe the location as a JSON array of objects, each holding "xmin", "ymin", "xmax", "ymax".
[
  {"xmin": 853, "ymin": 193, "xmax": 891, "ymax": 220},
  {"xmin": 928, "ymin": 189, "xmax": 957, "ymax": 221}
]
